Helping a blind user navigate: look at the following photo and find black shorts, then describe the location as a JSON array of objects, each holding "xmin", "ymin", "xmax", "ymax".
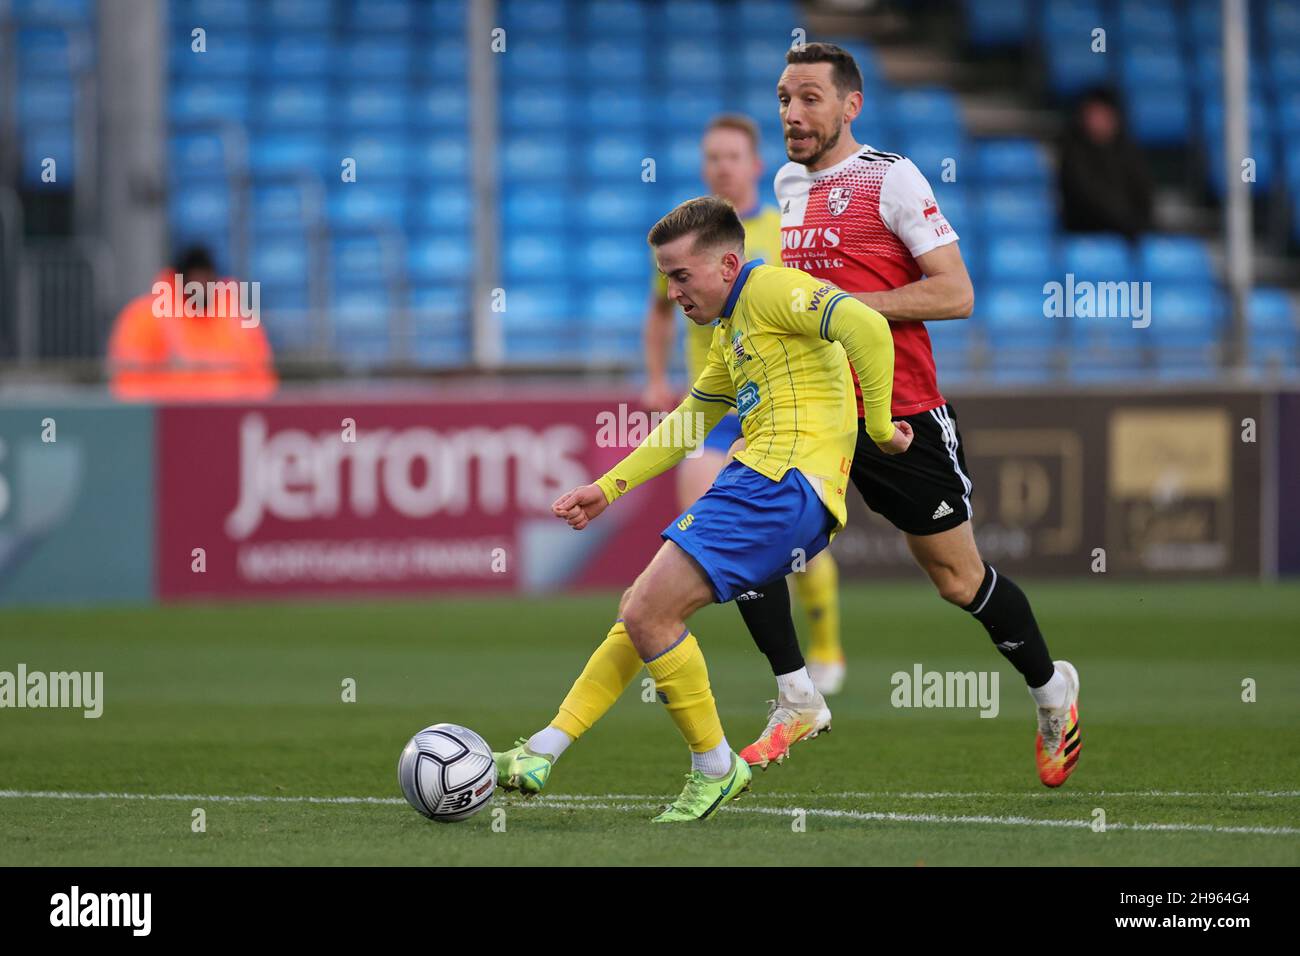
[{"xmin": 850, "ymin": 402, "xmax": 973, "ymax": 536}]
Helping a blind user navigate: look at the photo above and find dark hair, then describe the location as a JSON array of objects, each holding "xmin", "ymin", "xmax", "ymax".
[
  {"xmin": 706, "ymin": 113, "xmax": 761, "ymax": 153},
  {"xmin": 647, "ymin": 196, "xmax": 746, "ymax": 253},
  {"xmin": 784, "ymin": 41, "xmax": 863, "ymax": 96},
  {"xmin": 174, "ymin": 244, "xmax": 216, "ymax": 274}
]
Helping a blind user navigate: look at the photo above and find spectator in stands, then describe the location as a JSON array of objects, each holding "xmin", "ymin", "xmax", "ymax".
[
  {"xmin": 107, "ymin": 246, "xmax": 278, "ymax": 401},
  {"xmin": 1057, "ymin": 87, "xmax": 1154, "ymax": 240}
]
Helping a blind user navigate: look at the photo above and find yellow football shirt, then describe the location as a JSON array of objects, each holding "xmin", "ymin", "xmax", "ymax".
[{"xmin": 604, "ymin": 261, "xmax": 895, "ymax": 534}]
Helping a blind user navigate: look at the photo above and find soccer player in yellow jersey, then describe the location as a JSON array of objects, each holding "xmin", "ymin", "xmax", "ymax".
[
  {"xmin": 493, "ymin": 197, "xmax": 911, "ymax": 821},
  {"xmin": 642, "ymin": 116, "xmax": 850, "ymax": 761}
]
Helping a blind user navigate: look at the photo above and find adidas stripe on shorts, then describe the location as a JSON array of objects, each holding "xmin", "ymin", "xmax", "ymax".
[{"xmin": 848, "ymin": 401, "xmax": 974, "ymax": 536}]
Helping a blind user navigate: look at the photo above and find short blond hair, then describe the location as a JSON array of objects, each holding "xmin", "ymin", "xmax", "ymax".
[{"xmin": 647, "ymin": 196, "xmax": 746, "ymax": 253}]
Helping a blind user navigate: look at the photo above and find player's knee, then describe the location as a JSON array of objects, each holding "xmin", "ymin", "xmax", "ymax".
[
  {"xmin": 930, "ymin": 564, "xmax": 981, "ymax": 607},
  {"xmin": 616, "ymin": 586, "xmax": 635, "ymax": 618}
]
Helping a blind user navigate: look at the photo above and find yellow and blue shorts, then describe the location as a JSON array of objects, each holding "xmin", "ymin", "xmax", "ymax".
[{"xmin": 662, "ymin": 460, "xmax": 835, "ymax": 603}]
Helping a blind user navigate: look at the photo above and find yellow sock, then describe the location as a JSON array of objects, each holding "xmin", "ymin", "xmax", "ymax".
[
  {"xmin": 794, "ymin": 551, "xmax": 842, "ymax": 664},
  {"xmin": 644, "ymin": 632, "xmax": 724, "ymax": 753},
  {"xmin": 551, "ymin": 621, "xmax": 643, "ymax": 740}
]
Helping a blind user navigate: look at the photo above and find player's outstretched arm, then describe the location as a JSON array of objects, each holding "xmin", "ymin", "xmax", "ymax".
[{"xmin": 555, "ymin": 376, "xmax": 733, "ymax": 530}]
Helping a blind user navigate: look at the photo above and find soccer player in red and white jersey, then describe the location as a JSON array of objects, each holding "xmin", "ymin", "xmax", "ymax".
[{"xmin": 738, "ymin": 43, "xmax": 1081, "ymax": 787}]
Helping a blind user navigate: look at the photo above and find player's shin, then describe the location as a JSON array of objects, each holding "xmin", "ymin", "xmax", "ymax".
[
  {"xmin": 964, "ymin": 562, "xmax": 1059, "ymax": 697},
  {"xmin": 735, "ymin": 580, "xmax": 817, "ymax": 701},
  {"xmin": 547, "ymin": 620, "xmax": 643, "ymax": 748},
  {"xmin": 644, "ymin": 631, "xmax": 731, "ymax": 776}
]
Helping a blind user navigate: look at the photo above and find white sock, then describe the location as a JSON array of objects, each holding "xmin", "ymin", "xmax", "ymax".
[
  {"xmin": 776, "ymin": 667, "xmax": 817, "ymax": 704},
  {"xmin": 1029, "ymin": 668, "xmax": 1067, "ymax": 710},
  {"xmin": 526, "ymin": 726, "xmax": 572, "ymax": 761},
  {"xmin": 691, "ymin": 738, "xmax": 733, "ymax": 777}
]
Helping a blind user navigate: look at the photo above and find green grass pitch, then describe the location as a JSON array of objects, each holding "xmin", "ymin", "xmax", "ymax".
[{"xmin": 1, "ymin": 580, "xmax": 1297, "ymax": 866}]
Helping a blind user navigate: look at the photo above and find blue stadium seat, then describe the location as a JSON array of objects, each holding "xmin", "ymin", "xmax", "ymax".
[
  {"xmin": 1060, "ymin": 234, "xmax": 1132, "ymax": 281},
  {"xmin": 503, "ymin": 188, "xmax": 569, "ymax": 230},
  {"xmin": 1044, "ymin": 38, "xmax": 1113, "ymax": 99},
  {"xmin": 983, "ymin": 284, "xmax": 1060, "ymax": 383},
  {"xmin": 1139, "ymin": 236, "xmax": 1213, "ymax": 282},
  {"xmin": 413, "ymin": 88, "xmax": 469, "ymax": 127},
  {"xmin": 503, "ymin": 88, "xmax": 571, "ymax": 129},
  {"xmin": 662, "ymin": 0, "xmax": 725, "ymax": 35},
  {"xmin": 21, "ymin": 125, "xmax": 74, "ymax": 185},
  {"xmin": 173, "ymin": 0, "xmax": 253, "ymax": 29},
  {"xmin": 976, "ymin": 187, "xmax": 1058, "ymax": 234},
  {"xmin": 736, "ymin": 0, "xmax": 800, "ymax": 36},
  {"xmin": 1247, "ymin": 287, "xmax": 1298, "ymax": 370},
  {"xmin": 585, "ymin": 87, "xmax": 651, "ymax": 129},
  {"xmin": 171, "ymin": 131, "xmax": 229, "ymax": 178},
  {"xmin": 169, "ymin": 182, "xmax": 230, "ymax": 232},
  {"xmin": 340, "ymin": 36, "xmax": 412, "ymax": 78},
  {"xmin": 12, "ymin": 0, "xmax": 94, "ymax": 23},
  {"xmin": 263, "ymin": 34, "xmax": 334, "ymax": 77},
  {"xmin": 961, "ymin": 0, "xmax": 1030, "ymax": 49},
  {"xmin": 170, "ymin": 29, "xmax": 255, "ymax": 77},
  {"xmin": 265, "ymin": 0, "xmax": 336, "ymax": 30},
  {"xmin": 338, "ymin": 132, "xmax": 414, "ymax": 178},
  {"xmin": 986, "ymin": 235, "xmax": 1059, "ymax": 283},
  {"xmin": 408, "ymin": 231, "xmax": 473, "ymax": 282},
  {"xmin": 899, "ymin": 136, "xmax": 965, "ymax": 187},
  {"xmin": 1123, "ymin": 82, "xmax": 1191, "ymax": 145},
  {"xmin": 658, "ymin": 89, "xmax": 726, "ymax": 130},
  {"xmin": 501, "ymin": 0, "xmax": 568, "ymax": 33},
  {"xmin": 580, "ymin": 187, "xmax": 656, "ymax": 232},
  {"xmin": 887, "ymin": 88, "xmax": 963, "ymax": 135},
  {"xmin": 1117, "ymin": 0, "xmax": 1179, "ymax": 39},
  {"xmin": 665, "ymin": 40, "xmax": 726, "ymax": 83},
  {"xmin": 341, "ymin": 85, "xmax": 411, "ymax": 127},
  {"xmin": 971, "ymin": 138, "xmax": 1049, "ymax": 184},
  {"xmin": 579, "ymin": 235, "xmax": 648, "ymax": 282},
  {"xmin": 16, "ymin": 28, "xmax": 82, "ymax": 74},
  {"xmin": 169, "ymin": 81, "xmax": 250, "ymax": 123},
  {"xmin": 1120, "ymin": 45, "xmax": 1186, "ymax": 88},
  {"xmin": 249, "ymin": 134, "xmax": 328, "ymax": 175},
  {"xmin": 1149, "ymin": 284, "xmax": 1223, "ymax": 379},
  {"xmin": 580, "ymin": 40, "xmax": 647, "ymax": 81},
  {"xmin": 327, "ymin": 186, "xmax": 405, "ymax": 229},
  {"xmin": 583, "ymin": 0, "xmax": 649, "ymax": 36},
  {"xmin": 419, "ymin": 36, "xmax": 469, "ymax": 78},
  {"xmin": 412, "ymin": 136, "xmax": 469, "ymax": 178},
  {"xmin": 250, "ymin": 234, "xmax": 310, "ymax": 284},
  {"xmin": 17, "ymin": 82, "xmax": 75, "ymax": 124},
  {"xmin": 250, "ymin": 184, "xmax": 314, "ymax": 233},
  {"xmin": 256, "ymin": 82, "xmax": 332, "ymax": 127},
  {"xmin": 504, "ymin": 233, "xmax": 568, "ymax": 281},
  {"xmin": 501, "ymin": 136, "xmax": 569, "ymax": 180},
  {"xmin": 344, "ymin": 0, "xmax": 413, "ymax": 31},
  {"xmin": 410, "ymin": 285, "xmax": 473, "ymax": 368},
  {"xmin": 740, "ymin": 38, "xmax": 789, "ymax": 80},
  {"xmin": 500, "ymin": 40, "xmax": 572, "ymax": 82},
  {"xmin": 408, "ymin": 186, "xmax": 473, "ymax": 232},
  {"xmin": 586, "ymin": 135, "xmax": 651, "ymax": 180}
]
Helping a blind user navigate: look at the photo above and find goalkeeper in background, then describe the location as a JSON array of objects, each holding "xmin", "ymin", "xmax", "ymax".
[
  {"xmin": 494, "ymin": 196, "xmax": 909, "ymax": 821},
  {"xmin": 641, "ymin": 114, "xmax": 849, "ymax": 703}
]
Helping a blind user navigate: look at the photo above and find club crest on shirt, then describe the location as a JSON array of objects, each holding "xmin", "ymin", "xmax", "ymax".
[
  {"xmin": 827, "ymin": 186, "xmax": 853, "ymax": 216},
  {"xmin": 731, "ymin": 330, "xmax": 754, "ymax": 368}
]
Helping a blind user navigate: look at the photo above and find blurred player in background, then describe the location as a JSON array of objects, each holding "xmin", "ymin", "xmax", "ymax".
[
  {"xmin": 738, "ymin": 43, "xmax": 1081, "ymax": 786},
  {"xmin": 496, "ymin": 197, "xmax": 908, "ymax": 821},
  {"xmin": 640, "ymin": 114, "xmax": 849, "ymax": 708}
]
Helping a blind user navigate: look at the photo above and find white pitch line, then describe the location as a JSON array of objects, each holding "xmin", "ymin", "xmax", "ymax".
[
  {"xmin": 1, "ymin": 789, "xmax": 1296, "ymax": 836},
  {"xmin": 522, "ymin": 800, "xmax": 1300, "ymax": 836}
]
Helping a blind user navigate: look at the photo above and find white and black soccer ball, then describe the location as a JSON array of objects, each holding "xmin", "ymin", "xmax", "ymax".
[{"xmin": 398, "ymin": 723, "xmax": 496, "ymax": 822}]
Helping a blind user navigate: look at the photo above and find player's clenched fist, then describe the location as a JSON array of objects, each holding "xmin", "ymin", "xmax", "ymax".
[
  {"xmin": 551, "ymin": 483, "xmax": 610, "ymax": 530},
  {"xmin": 875, "ymin": 420, "xmax": 914, "ymax": 455}
]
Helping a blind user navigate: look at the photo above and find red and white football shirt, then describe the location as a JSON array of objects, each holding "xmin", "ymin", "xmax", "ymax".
[{"xmin": 774, "ymin": 147, "xmax": 958, "ymax": 417}]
